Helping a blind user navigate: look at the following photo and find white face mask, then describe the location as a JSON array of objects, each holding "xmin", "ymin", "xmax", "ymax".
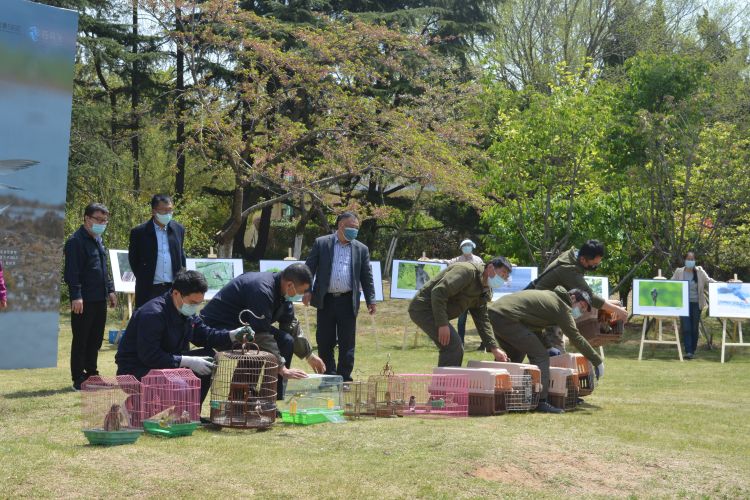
[{"xmin": 571, "ymin": 306, "xmax": 583, "ymax": 319}]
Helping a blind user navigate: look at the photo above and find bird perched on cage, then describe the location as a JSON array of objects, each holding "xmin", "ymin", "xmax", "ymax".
[
  {"xmin": 408, "ymin": 395, "xmax": 416, "ymax": 412},
  {"xmin": 102, "ymin": 404, "xmax": 129, "ymax": 431},
  {"xmin": 651, "ymin": 288, "xmax": 658, "ymax": 306}
]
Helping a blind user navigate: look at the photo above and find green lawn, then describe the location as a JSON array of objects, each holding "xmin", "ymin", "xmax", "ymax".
[{"xmin": 1, "ymin": 298, "xmax": 749, "ymax": 498}]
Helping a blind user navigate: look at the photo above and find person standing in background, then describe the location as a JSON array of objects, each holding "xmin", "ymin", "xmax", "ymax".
[
  {"xmin": 64, "ymin": 203, "xmax": 117, "ymax": 390},
  {"xmin": 303, "ymin": 212, "xmax": 376, "ymax": 382},
  {"xmin": 447, "ymin": 239, "xmax": 484, "ymax": 345},
  {"xmin": 671, "ymin": 251, "xmax": 716, "ymax": 359},
  {"xmin": 0, "ymin": 260, "xmax": 7, "ymax": 309},
  {"xmin": 128, "ymin": 194, "xmax": 186, "ymax": 309}
]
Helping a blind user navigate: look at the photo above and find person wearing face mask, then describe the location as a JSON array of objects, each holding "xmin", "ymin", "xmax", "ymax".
[
  {"xmin": 115, "ymin": 270, "xmax": 252, "ymax": 404},
  {"xmin": 408, "ymin": 257, "xmax": 513, "ymax": 367},
  {"xmin": 200, "ymin": 263, "xmax": 326, "ymax": 398},
  {"xmin": 488, "ymin": 287, "xmax": 604, "ymax": 413},
  {"xmin": 302, "ymin": 211, "xmax": 376, "ymax": 382},
  {"xmin": 670, "ymin": 251, "xmax": 716, "ymax": 359},
  {"xmin": 64, "ymin": 203, "xmax": 118, "ymax": 391},
  {"xmin": 447, "ymin": 239, "xmax": 484, "ymax": 345},
  {"xmin": 526, "ymin": 240, "xmax": 628, "ymax": 353},
  {"xmin": 128, "ymin": 194, "xmax": 186, "ymax": 309}
]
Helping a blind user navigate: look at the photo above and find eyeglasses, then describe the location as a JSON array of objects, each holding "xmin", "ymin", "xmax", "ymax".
[{"xmin": 87, "ymin": 215, "xmax": 109, "ymax": 224}]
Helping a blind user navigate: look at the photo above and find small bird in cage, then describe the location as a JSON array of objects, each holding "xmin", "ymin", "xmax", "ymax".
[
  {"xmin": 408, "ymin": 395, "xmax": 416, "ymax": 412},
  {"xmin": 103, "ymin": 404, "xmax": 129, "ymax": 431}
]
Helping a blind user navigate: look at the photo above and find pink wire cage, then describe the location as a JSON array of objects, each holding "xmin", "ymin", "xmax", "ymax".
[
  {"xmin": 81, "ymin": 375, "xmax": 144, "ymax": 429},
  {"xmin": 141, "ymin": 368, "xmax": 201, "ymax": 423},
  {"xmin": 399, "ymin": 373, "xmax": 469, "ymax": 417}
]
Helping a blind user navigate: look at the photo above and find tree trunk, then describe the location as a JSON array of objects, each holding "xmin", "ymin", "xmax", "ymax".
[
  {"xmin": 174, "ymin": 6, "xmax": 186, "ymax": 197},
  {"xmin": 130, "ymin": 0, "xmax": 141, "ymax": 194}
]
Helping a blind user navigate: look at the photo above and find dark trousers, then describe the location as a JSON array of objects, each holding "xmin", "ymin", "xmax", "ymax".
[
  {"xmin": 488, "ymin": 310, "xmax": 551, "ymax": 400},
  {"xmin": 316, "ymin": 292, "xmax": 357, "ymax": 381},
  {"xmin": 456, "ymin": 311, "xmax": 468, "ymax": 343},
  {"xmin": 275, "ymin": 330, "xmax": 294, "ymax": 400},
  {"xmin": 70, "ymin": 300, "xmax": 108, "ymax": 384},
  {"xmin": 680, "ymin": 302, "xmax": 702, "ymax": 355},
  {"xmin": 409, "ymin": 305, "xmax": 464, "ymax": 367},
  {"xmin": 136, "ymin": 282, "xmax": 172, "ymax": 309}
]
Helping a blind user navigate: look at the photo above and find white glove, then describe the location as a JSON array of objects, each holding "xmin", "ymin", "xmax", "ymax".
[
  {"xmin": 180, "ymin": 356, "xmax": 215, "ymax": 376},
  {"xmin": 595, "ymin": 362, "xmax": 604, "ymax": 380}
]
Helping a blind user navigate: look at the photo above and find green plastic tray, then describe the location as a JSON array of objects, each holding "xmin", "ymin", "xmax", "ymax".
[
  {"xmin": 280, "ymin": 409, "xmax": 345, "ymax": 425},
  {"xmin": 143, "ymin": 419, "xmax": 200, "ymax": 438},
  {"xmin": 83, "ymin": 429, "xmax": 143, "ymax": 446}
]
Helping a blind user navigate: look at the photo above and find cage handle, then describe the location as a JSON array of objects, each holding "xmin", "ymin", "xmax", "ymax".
[{"xmin": 241, "ymin": 341, "xmax": 261, "ymax": 355}]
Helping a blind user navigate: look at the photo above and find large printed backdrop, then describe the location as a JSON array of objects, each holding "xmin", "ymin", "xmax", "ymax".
[{"xmin": 0, "ymin": 0, "xmax": 78, "ymax": 369}]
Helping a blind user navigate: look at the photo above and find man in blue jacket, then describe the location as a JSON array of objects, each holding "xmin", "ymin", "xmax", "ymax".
[
  {"xmin": 128, "ymin": 194, "xmax": 187, "ymax": 308},
  {"xmin": 200, "ymin": 264, "xmax": 325, "ymax": 397},
  {"xmin": 115, "ymin": 270, "xmax": 251, "ymax": 403},
  {"xmin": 64, "ymin": 203, "xmax": 117, "ymax": 390}
]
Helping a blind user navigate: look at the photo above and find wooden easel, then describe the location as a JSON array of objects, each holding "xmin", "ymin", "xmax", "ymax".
[
  {"xmin": 638, "ymin": 270, "xmax": 683, "ymax": 361},
  {"xmin": 720, "ymin": 318, "xmax": 749, "ymax": 363}
]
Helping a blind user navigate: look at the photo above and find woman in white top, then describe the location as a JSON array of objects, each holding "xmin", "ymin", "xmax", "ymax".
[
  {"xmin": 670, "ymin": 251, "xmax": 716, "ymax": 359},
  {"xmin": 449, "ymin": 239, "xmax": 484, "ymax": 344}
]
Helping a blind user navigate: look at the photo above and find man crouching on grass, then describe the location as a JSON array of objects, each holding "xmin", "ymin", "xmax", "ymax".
[{"xmin": 488, "ymin": 286, "xmax": 604, "ymax": 414}]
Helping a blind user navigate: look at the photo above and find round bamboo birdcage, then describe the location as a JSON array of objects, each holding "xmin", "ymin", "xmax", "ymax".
[{"xmin": 209, "ymin": 344, "xmax": 279, "ymax": 429}]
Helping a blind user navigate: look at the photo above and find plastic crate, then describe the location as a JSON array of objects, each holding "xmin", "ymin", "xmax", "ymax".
[
  {"xmin": 550, "ymin": 353, "xmax": 596, "ymax": 397},
  {"xmin": 279, "ymin": 374, "xmax": 343, "ymax": 413},
  {"xmin": 432, "ymin": 367, "xmax": 510, "ymax": 416},
  {"xmin": 548, "ymin": 367, "xmax": 579, "ymax": 410},
  {"xmin": 466, "ymin": 361, "xmax": 541, "ymax": 410},
  {"xmin": 280, "ymin": 409, "xmax": 345, "ymax": 425},
  {"xmin": 575, "ymin": 310, "xmax": 623, "ymax": 347}
]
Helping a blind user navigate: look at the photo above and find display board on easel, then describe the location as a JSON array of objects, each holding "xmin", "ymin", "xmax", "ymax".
[{"xmin": 186, "ymin": 258, "xmax": 244, "ymax": 299}]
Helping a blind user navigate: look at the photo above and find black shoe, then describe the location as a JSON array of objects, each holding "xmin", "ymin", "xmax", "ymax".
[
  {"xmin": 535, "ymin": 401, "xmax": 564, "ymax": 414},
  {"xmin": 72, "ymin": 381, "xmax": 82, "ymax": 391},
  {"xmin": 685, "ymin": 352, "xmax": 694, "ymax": 360},
  {"xmin": 576, "ymin": 397, "xmax": 585, "ymax": 405}
]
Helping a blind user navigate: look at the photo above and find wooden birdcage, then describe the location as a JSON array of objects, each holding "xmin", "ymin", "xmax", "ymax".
[
  {"xmin": 209, "ymin": 345, "xmax": 279, "ymax": 429},
  {"xmin": 342, "ymin": 380, "xmax": 373, "ymax": 419},
  {"xmin": 366, "ymin": 357, "xmax": 406, "ymax": 418}
]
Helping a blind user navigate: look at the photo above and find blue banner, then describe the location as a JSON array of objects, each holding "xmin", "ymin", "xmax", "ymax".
[{"xmin": 0, "ymin": 0, "xmax": 78, "ymax": 369}]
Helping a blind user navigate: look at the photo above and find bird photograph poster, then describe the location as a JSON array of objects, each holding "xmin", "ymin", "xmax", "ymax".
[
  {"xmin": 390, "ymin": 260, "xmax": 446, "ymax": 300},
  {"xmin": 633, "ymin": 279, "xmax": 689, "ymax": 317},
  {"xmin": 186, "ymin": 258, "xmax": 244, "ymax": 299},
  {"xmin": 584, "ymin": 276, "xmax": 609, "ymax": 300},
  {"xmin": 0, "ymin": 1, "xmax": 78, "ymax": 369},
  {"xmin": 708, "ymin": 282, "xmax": 750, "ymax": 319}
]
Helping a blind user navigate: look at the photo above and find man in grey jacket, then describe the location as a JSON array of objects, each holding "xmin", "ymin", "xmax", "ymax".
[{"xmin": 303, "ymin": 212, "xmax": 376, "ymax": 381}]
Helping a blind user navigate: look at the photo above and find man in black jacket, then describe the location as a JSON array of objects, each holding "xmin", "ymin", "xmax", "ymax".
[
  {"xmin": 64, "ymin": 203, "xmax": 117, "ymax": 390},
  {"xmin": 128, "ymin": 194, "xmax": 186, "ymax": 308},
  {"xmin": 200, "ymin": 264, "xmax": 325, "ymax": 398},
  {"xmin": 115, "ymin": 270, "xmax": 251, "ymax": 403},
  {"xmin": 303, "ymin": 212, "xmax": 376, "ymax": 381}
]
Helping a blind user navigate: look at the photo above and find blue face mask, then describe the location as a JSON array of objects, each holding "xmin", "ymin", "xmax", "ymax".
[
  {"xmin": 461, "ymin": 245, "xmax": 473, "ymax": 255},
  {"xmin": 685, "ymin": 260, "xmax": 695, "ymax": 269},
  {"xmin": 91, "ymin": 223, "xmax": 107, "ymax": 236},
  {"xmin": 155, "ymin": 212, "xmax": 173, "ymax": 226},
  {"xmin": 571, "ymin": 306, "xmax": 582, "ymax": 320},
  {"xmin": 488, "ymin": 275, "xmax": 506, "ymax": 289},
  {"xmin": 179, "ymin": 302, "xmax": 199, "ymax": 317},
  {"xmin": 343, "ymin": 227, "xmax": 358, "ymax": 241},
  {"xmin": 285, "ymin": 294, "xmax": 303, "ymax": 302}
]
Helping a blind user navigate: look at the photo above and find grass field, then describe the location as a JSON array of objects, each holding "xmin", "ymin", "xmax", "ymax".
[
  {"xmin": 637, "ymin": 281, "xmax": 685, "ymax": 308},
  {"xmin": 1, "ymin": 296, "xmax": 749, "ymax": 498}
]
